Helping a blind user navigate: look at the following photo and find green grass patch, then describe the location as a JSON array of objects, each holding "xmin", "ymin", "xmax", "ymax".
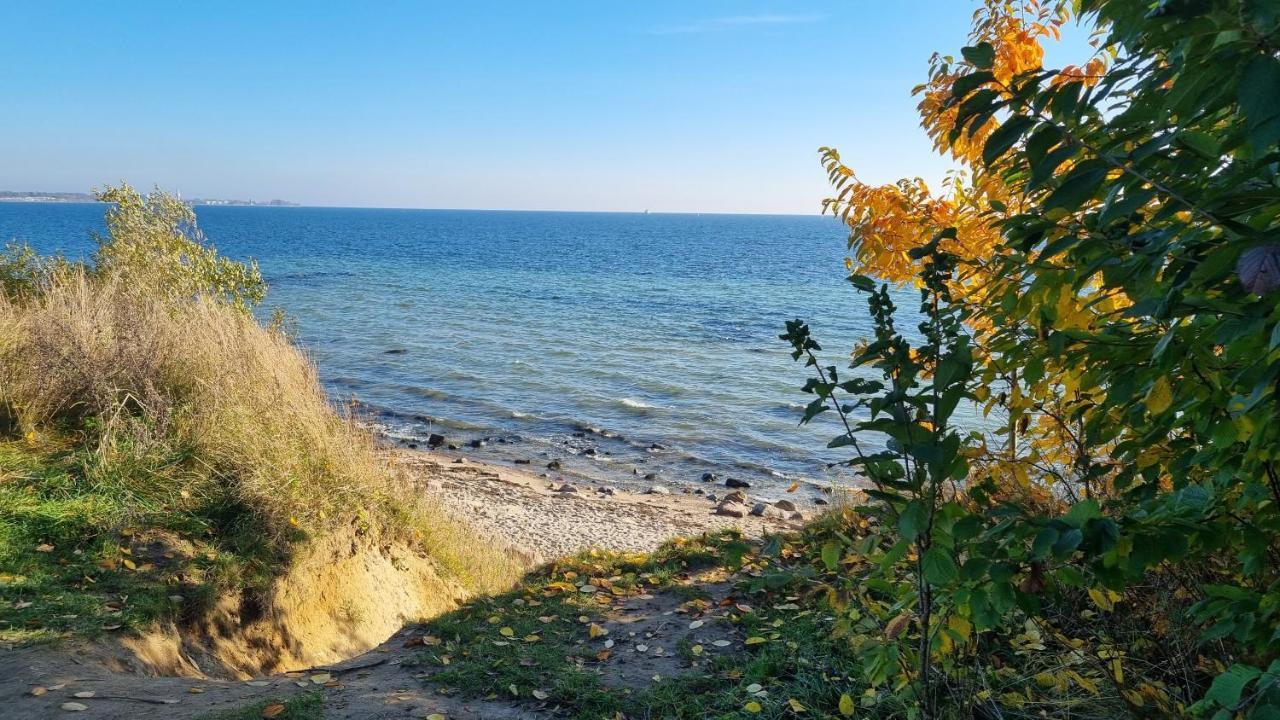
[
  {"xmin": 196, "ymin": 690, "xmax": 324, "ymax": 720},
  {"xmin": 0, "ymin": 439, "xmax": 282, "ymax": 645}
]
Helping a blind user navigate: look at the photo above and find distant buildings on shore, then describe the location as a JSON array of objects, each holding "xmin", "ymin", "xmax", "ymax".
[{"xmin": 0, "ymin": 191, "xmax": 299, "ymax": 207}]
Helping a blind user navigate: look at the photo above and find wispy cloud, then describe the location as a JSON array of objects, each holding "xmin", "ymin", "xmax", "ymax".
[{"xmin": 649, "ymin": 13, "xmax": 824, "ymax": 35}]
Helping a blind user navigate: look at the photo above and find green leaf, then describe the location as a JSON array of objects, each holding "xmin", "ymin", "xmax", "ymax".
[
  {"xmin": 1052, "ymin": 528, "xmax": 1083, "ymax": 557},
  {"xmin": 1045, "ymin": 160, "xmax": 1108, "ymax": 212},
  {"xmin": 820, "ymin": 541, "xmax": 842, "ymax": 571},
  {"xmin": 922, "ymin": 547, "xmax": 958, "ymax": 585},
  {"xmin": 899, "ymin": 500, "xmax": 928, "ymax": 541},
  {"xmin": 1032, "ymin": 528, "xmax": 1058, "ymax": 559},
  {"xmin": 983, "ymin": 115, "xmax": 1035, "ymax": 166},
  {"xmin": 1239, "ymin": 56, "xmax": 1280, "ymax": 153},
  {"xmin": 848, "ymin": 273, "xmax": 876, "ymax": 292},
  {"xmin": 1206, "ymin": 664, "xmax": 1261, "ymax": 708},
  {"xmin": 1064, "ymin": 499, "xmax": 1101, "ymax": 528},
  {"xmin": 961, "ymin": 42, "xmax": 995, "ymax": 69},
  {"xmin": 950, "ymin": 71, "xmax": 994, "ymax": 100}
]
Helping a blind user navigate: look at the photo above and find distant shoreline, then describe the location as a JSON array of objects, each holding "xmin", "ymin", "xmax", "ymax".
[
  {"xmin": 0, "ymin": 192, "xmax": 298, "ymax": 207},
  {"xmin": 0, "ymin": 194, "xmax": 823, "ymax": 216}
]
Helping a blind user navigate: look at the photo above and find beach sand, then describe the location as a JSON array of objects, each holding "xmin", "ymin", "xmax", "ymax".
[{"xmin": 389, "ymin": 449, "xmax": 816, "ymax": 562}]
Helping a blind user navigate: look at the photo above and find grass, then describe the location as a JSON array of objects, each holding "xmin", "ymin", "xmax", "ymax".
[
  {"xmin": 412, "ymin": 530, "xmax": 882, "ymax": 720},
  {"xmin": 196, "ymin": 690, "xmax": 324, "ymax": 720},
  {"xmin": 0, "ymin": 440, "xmax": 276, "ymax": 643}
]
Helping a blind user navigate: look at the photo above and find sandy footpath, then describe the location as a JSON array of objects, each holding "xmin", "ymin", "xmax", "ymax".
[{"xmin": 389, "ymin": 449, "xmax": 816, "ymax": 561}]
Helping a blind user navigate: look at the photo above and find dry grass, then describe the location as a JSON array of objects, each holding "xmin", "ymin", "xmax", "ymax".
[{"xmin": 0, "ymin": 269, "xmax": 521, "ymax": 596}]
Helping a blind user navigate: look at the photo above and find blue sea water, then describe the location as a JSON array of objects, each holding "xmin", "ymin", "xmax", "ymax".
[{"xmin": 0, "ymin": 202, "xmax": 934, "ymax": 496}]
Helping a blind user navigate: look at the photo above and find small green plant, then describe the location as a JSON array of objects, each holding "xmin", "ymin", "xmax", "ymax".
[
  {"xmin": 784, "ymin": 237, "xmax": 978, "ymax": 716},
  {"xmin": 196, "ymin": 690, "xmax": 324, "ymax": 720}
]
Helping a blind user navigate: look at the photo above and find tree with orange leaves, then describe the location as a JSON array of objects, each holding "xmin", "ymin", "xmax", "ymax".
[{"xmin": 788, "ymin": 0, "xmax": 1280, "ymax": 716}]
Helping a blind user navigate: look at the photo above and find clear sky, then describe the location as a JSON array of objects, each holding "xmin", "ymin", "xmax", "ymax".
[{"xmin": 0, "ymin": 2, "xmax": 1094, "ymax": 214}]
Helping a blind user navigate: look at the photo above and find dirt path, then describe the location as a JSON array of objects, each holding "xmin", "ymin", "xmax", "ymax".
[
  {"xmin": 2, "ymin": 633, "xmax": 544, "ymax": 719},
  {"xmin": 3, "ymin": 569, "xmax": 751, "ymax": 719}
]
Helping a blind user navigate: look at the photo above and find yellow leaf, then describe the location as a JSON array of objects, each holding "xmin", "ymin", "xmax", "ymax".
[
  {"xmin": 1087, "ymin": 587, "xmax": 1114, "ymax": 612},
  {"xmin": 744, "ymin": 701, "xmax": 762, "ymax": 713},
  {"xmin": 426, "ymin": 715, "xmax": 447, "ymax": 720},
  {"xmin": 786, "ymin": 481, "xmax": 799, "ymax": 493},
  {"xmin": 839, "ymin": 693, "xmax": 855, "ymax": 716},
  {"xmin": 788, "ymin": 697, "xmax": 807, "ymax": 712},
  {"xmin": 744, "ymin": 636, "xmax": 767, "ymax": 645},
  {"xmin": 589, "ymin": 623, "xmax": 607, "ymax": 638},
  {"xmin": 499, "ymin": 626, "xmax": 515, "ymax": 637},
  {"xmin": 261, "ymin": 704, "xmax": 286, "ymax": 718},
  {"xmin": 1144, "ymin": 377, "xmax": 1172, "ymax": 415},
  {"xmin": 1068, "ymin": 670, "xmax": 1099, "ymax": 696}
]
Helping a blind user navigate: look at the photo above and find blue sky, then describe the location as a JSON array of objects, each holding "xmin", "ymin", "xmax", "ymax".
[{"xmin": 0, "ymin": 2, "xmax": 1095, "ymax": 213}]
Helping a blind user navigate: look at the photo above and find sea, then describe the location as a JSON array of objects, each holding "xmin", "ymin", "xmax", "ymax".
[{"xmin": 0, "ymin": 202, "xmax": 939, "ymax": 499}]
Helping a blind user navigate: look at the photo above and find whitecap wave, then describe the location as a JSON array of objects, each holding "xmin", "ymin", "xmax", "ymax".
[{"xmin": 618, "ymin": 397, "xmax": 661, "ymax": 412}]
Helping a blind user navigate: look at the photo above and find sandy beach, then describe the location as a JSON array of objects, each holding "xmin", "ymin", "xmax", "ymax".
[{"xmin": 389, "ymin": 449, "xmax": 823, "ymax": 562}]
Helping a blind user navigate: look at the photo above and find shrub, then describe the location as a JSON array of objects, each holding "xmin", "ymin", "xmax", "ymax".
[{"xmin": 791, "ymin": 0, "xmax": 1280, "ymax": 717}]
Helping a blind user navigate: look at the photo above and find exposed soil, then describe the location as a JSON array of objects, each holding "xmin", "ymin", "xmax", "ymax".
[
  {"xmin": 2, "ymin": 572, "xmax": 751, "ymax": 719},
  {"xmin": 0, "ymin": 455, "xmax": 793, "ymax": 719}
]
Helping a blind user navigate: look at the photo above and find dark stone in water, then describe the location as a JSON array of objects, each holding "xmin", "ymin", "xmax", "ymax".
[
  {"xmin": 583, "ymin": 448, "xmax": 597, "ymax": 456},
  {"xmin": 407, "ymin": 443, "xmax": 418, "ymax": 450},
  {"xmin": 814, "ymin": 497, "xmax": 830, "ymax": 505},
  {"xmin": 413, "ymin": 414, "xmax": 430, "ymax": 423},
  {"xmin": 648, "ymin": 443, "xmax": 665, "ymax": 450},
  {"xmin": 725, "ymin": 477, "xmax": 750, "ymax": 489},
  {"xmin": 447, "ymin": 444, "xmax": 460, "ymax": 450},
  {"xmin": 427, "ymin": 433, "xmax": 446, "ymax": 448},
  {"xmin": 644, "ymin": 472, "xmax": 660, "ymax": 480},
  {"xmin": 547, "ymin": 459, "xmax": 563, "ymax": 470},
  {"xmin": 469, "ymin": 439, "xmax": 487, "ymax": 448},
  {"xmin": 701, "ymin": 472, "xmax": 717, "ymax": 482},
  {"xmin": 514, "ymin": 458, "xmax": 531, "ymax": 465},
  {"xmin": 384, "ymin": 348, "xmax": 407, "ymax": 355}
]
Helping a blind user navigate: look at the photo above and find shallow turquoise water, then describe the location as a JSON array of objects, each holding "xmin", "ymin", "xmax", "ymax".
[{"xmin": 0, "ymin": 202, "xmax": 938, "ymax": 494}]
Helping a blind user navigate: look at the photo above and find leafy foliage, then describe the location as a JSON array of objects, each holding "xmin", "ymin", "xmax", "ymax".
[
  {"xmin": 94, "ymin": 183, "xmax": 266, "ymax": 311},
  {"xmin": 791, "ymin": 0, "xmax": 1280, "ymax": 717}
]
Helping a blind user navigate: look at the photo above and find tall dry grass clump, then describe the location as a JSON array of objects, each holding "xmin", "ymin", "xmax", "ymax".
[{"xmin": 0, "ymin": 184, "xmax": 520, "ymax": 599}]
